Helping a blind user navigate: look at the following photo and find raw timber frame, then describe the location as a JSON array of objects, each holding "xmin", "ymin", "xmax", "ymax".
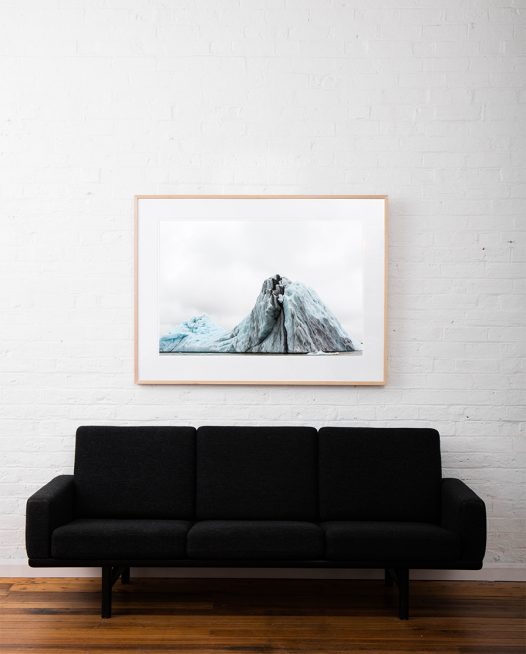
[{"xmin": 134, "ymin": 195, "xmax": 388, "ymax": 386}]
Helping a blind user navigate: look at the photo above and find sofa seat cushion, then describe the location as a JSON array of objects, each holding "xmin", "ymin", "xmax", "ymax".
[
  {"xmin": 323, "ymin": 522, "xmax": 460, "ymax": 562},
  {"xmin": 51, "ymin": 519, "xmax": 190, "ymax": 560},
  {"xmin": 187, "ymin": 521, "xmax": 324, "ymax": 560}
]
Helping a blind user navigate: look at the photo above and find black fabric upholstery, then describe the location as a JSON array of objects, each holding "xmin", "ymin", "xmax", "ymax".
[
  {"xmin": 318, "ymin": 427, "xmax": 442, "ymax": 522},
  {"xmin": 441, "ymin": 478, "xmax": 487, "ymax": 562},
  {"xmin": 51, "ymin": 519, "xmax": 190, "ymax": 559},
  {"xmin": 196, "ymin": 427, "xmax": 318, "ymax": 519},
  {"xmin": 74, "ymin": 426, "xmax": 195, "ymax": 519},
  {"xmin": 323, "ymin": 521, "xmax": 460, "ymax": 562},
  {"xmin": 26, "ymin": 425, "xmax": 487, "ymax": 577},
  {"xmin": 26, "ymin": 475, "xmax": 75, "ymax": 559},
  {"xmin": 187, "ymin": 520, "xmax": 324, "ymax": 560}
]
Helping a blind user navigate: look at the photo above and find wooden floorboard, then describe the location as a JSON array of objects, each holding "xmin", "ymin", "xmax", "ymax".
[{"xmin": 0, "ymin": 578, "xmax": 524, "ymax": 653}]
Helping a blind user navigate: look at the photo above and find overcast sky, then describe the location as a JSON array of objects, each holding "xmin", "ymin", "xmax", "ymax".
[{"xmin": 159, "ymin": 219, "xmax": 364, "ymax": 345}]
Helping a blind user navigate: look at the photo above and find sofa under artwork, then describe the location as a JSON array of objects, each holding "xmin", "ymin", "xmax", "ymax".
[{"xmin": 135, "ymin": 196, "xmax": 386, "ymax": 384}]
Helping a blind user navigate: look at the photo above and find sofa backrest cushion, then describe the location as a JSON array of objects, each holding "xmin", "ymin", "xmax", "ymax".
[
  {"xmin": 74, "ymin": 426, "xmax": 195, "ymax": 518},
  {"xmin": 318, "ymin": 427, "xmax": 442, "ymax": 522},
  {"xmin": 196, "ymin": 426, "xmax": 318, "ymax": 520}
]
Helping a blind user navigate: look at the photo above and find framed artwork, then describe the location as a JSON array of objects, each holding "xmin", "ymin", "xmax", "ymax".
[{"xmin": 135, "ymin": 195, "xmax": 387, "ymax": 385}]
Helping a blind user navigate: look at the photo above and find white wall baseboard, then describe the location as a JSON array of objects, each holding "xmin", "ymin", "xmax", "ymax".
[{"xmin": 1, "ymin": 562, "xmax": 524, "ymax": 581}]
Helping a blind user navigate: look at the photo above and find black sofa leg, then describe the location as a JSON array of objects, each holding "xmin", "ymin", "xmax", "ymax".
[
  {"xmin": 101, "ymin": 566, "xmax": 112, "ymax": 618},
  {"xmin": 121, "ymin": 566, "xmax": 130, "ymax": 584},
  {"xmin": 384, "ymin": 568, "xmax": 393, "ymax": 587},
  {"xmin": 396, "ymin": 568, "xmax": 409, "ymax": 620}
]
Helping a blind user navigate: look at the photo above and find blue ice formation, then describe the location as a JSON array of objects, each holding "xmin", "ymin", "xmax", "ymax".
[{"xmin": 159, "ymin": 275, "xmax": 358, "ymax": 354}]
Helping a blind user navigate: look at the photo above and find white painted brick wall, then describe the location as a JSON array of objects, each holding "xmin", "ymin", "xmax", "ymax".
[{"xmin": 0, "ymin": 0, "xmax": 524, "ymax": 578}]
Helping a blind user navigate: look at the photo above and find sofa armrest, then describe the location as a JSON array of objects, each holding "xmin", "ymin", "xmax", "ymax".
[
  {"xmin": 26, "ymin": 475, "xmax": 75, "ymax": 559},
  {"xmin": 441, "ymin": 478, "xmax": 486, "ymax": 563}
]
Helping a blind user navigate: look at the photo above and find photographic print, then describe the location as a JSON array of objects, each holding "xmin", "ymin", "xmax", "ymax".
[
  {"xmin": 135, "ymin": 196, "xmax": 386, "ymax": 385},
  {"xmin": 158, "ymin": 219, "xmax": 363, "ymax": 356}
]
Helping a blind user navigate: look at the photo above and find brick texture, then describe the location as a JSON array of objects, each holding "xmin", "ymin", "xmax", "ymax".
[{"xmin": 0, "ymin": 0, "xmax": 524, "ymax": 577}]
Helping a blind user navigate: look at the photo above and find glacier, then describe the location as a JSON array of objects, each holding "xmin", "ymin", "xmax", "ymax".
[{"xmin": 159, "ymin": 275, "xmax": 359, "ymax": 354}]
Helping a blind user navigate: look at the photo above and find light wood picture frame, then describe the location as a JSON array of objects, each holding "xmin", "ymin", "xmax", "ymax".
[{"xmin": 134, "ymin": 195, "xmax": 388, "ymax": 385}]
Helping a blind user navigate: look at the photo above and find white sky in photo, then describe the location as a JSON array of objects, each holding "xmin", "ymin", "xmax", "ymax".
[{"xmin": 159, "ymin": 219, "xmax": 364, "ymax": 345}]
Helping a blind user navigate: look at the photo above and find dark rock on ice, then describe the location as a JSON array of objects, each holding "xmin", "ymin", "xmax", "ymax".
[{"xmin": 159, "ymin": 275, "xmax": 358, "ymax": 354}]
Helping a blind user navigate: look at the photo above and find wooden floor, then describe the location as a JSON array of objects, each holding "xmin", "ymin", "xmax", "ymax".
[{"xmin": 0, "ymin": 577, "xmax": 524, "ymax": 653}]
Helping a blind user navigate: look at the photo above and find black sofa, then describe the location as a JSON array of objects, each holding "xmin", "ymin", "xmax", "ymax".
[{"xmin": 26, "ymin": 426, "xmax": 486, "ymax": 619}]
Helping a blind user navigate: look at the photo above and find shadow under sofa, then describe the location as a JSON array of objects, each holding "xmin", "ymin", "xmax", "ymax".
[{"xmin": 26, "ymin": 425, "xmax": 487, "ymax": 619}]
